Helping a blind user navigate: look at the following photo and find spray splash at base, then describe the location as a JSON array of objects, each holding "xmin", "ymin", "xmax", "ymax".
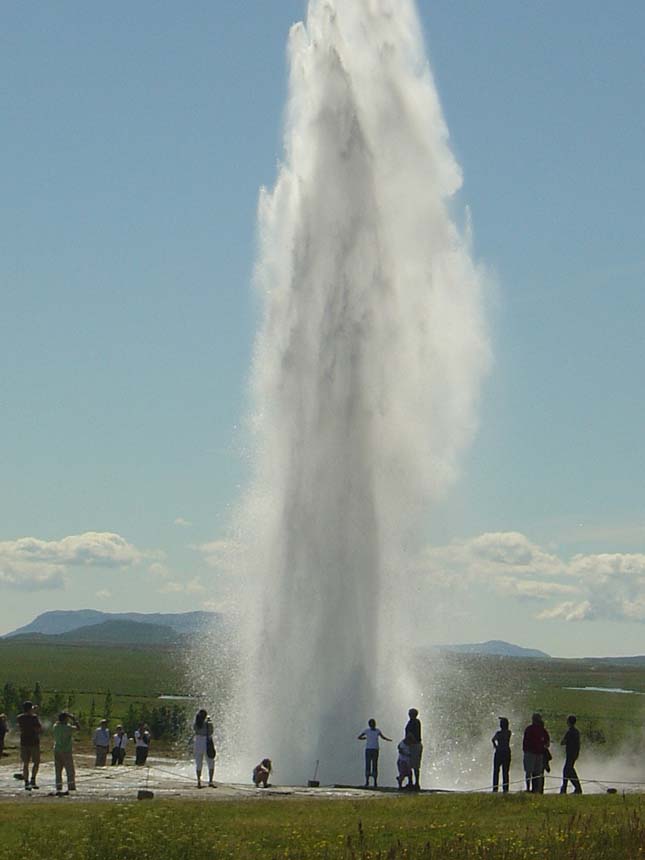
[{"xmin": 226, "ymin": 0, "xmax": 490, "ymax": 785}]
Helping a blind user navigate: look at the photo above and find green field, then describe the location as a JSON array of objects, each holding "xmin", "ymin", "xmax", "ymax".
[
  {"xmin": 0, "ymin": 640, "xmax": 190, "ymax": 749},
  {"xmin": 1, "ymin": 794, "xmax": 645, "ymax": 859},
  {"xmin": 2, "ymin": 641, "xmax": 645, "ymax": 760},
  {"xmin": 424, "ymin": 653, "xmax": 645, "ymax": 760}
]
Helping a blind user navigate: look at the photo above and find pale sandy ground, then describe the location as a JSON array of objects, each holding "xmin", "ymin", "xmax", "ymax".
[{"xmin": 0, "ymin": 754, "xmax": 397, "ymax": 803}]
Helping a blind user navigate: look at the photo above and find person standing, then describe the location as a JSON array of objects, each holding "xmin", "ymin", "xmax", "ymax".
[
  {"xmin": 522, "ymin": 713, "xmax": 550, "ymax": 793},
  {"xmin": 404, "ymin": 708, "xmax": 423, "ymax": 790},
  {"xmin": 0, "ymin": 714, "xmax": 7, "ymax": 758},
  {"xmin": 111, "ymin": 725, "xmax": 129, "ymax": 765},
  {"xmin": 492, "ymin": 717, "xmax": 512, "ymax": 793},
  {"xmin": 193, "ymin": 709, "xmax": 216, "ymax": 788},
  {"xmin": 134, "ymin": 723, "xmax": 151, "ymax": 766},
  {"xmin": 16, "ymin": 701, "xmax": 42, "ymax": 791},
  {"xmin": 560, "ymin": 715, "xmax": 582, "ymax": 794},
  {"xmin": 92, "ymin": 719, "xmax": 110, "ymax": 766},
  {"xmin": 53, "ymin": 712, "xmax": 80, "ymax": 796},
  {"xmin": 357, "ymin": 718, "xmax": 392, "ymax": 788}
]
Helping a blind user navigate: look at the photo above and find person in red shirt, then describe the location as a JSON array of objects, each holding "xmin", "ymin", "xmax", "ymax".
[{"xmin": 522, "ymin": 713, "xmax": 550, "ymax": 793}]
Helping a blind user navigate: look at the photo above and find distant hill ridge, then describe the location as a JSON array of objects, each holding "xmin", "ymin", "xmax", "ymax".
[
  {"xmin": 9, "ymin": 619, "xmax": 185, "ymax": 646},
  {"xmin": 4, "ymin": 609, "xmax": 219, "ymax": 639},
  {"xmin": 438, "ymin": 640, "xmax": 551, "ymax": 659}
]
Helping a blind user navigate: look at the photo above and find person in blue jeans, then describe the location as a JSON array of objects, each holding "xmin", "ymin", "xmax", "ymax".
[
  {"xmin": 491, "ymin": 717, "xmax": 512, "ymax": 792},
  {"xmin": 357, "ymin": 719, "xmax": 392, "ymax": 788}
]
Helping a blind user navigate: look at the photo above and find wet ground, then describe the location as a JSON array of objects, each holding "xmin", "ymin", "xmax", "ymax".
[{"xmin": 0, "ymin": 754, "xmax": 398, "ymax": 803}]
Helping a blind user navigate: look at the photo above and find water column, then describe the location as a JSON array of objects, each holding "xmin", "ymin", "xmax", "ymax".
[{"xmin": 234, "ymin": 0, "xmax": 490, "ymax": 784}]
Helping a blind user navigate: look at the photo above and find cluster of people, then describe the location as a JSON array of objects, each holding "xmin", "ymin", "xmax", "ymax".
[
  {"xmin": 190, "ymin": 709, "xmax": 271, "ymax": 789},
  {"xmin": 6, "ymin": 701, "xmax": 583, "ymax": 795},
  {"xmin": 356, "ymin": 708, "xmax": 583, "ymax": 794},
  {"xmin": 492, "ymin": 712, "xmax": 582, "ymax": 794},
  {"xmin": 14, "ymin": 701, "xmax": 83, "ymax": 796},
  {"xmin": 92, "ymin": 719, "xmax": 151, "ymax": 767},
  {"xmin": 357, "ymin": 708, "xmax": 423, "ymax": 790},
  {"xmin": 9, "ymin": 701, "xmax": 154, "ymax": 796}
]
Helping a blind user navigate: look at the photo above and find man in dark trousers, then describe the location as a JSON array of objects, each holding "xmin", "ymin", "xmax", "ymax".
[
  {"xmin": 404, "ymin": 708, "xmax": 423, "ymax": 790},
  {"xmin": 560, "ymin": 714, "xmax": 582, "ymax": 794},
  {"xmin": 16, "ymin": 701, "xmax": 42, "ymax": 790},
  {"xmin": 522, "ymin": 712, "xmax": 550, "ymax": 793}
]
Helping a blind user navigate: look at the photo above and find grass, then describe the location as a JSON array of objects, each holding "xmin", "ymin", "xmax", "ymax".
[
  {"xmin": 424, "ymin": 653, "xmax": 645, "ymax": 758},
  {"xmin": 1, "ymin": 794, "xmax": 645, "ymax": 859},
  {"xmin": 0, "ymin": 640, "xmax": 189, "ymax": 746},
  {"xmin": 0, "ymin": 640, "xmax": 186, "ymax": 698}
]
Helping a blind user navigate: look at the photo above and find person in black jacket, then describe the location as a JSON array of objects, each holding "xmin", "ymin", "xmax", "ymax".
[
  {"xmin": 491, "ymin": 717, "xmax": 511, "ymax": 793},
  {"xmin": 404, "ymin": 708, "xmax": 423, "ymax": 790},
  {"xmin": 560, "ymin": 714, "xmax": 582, "ymax": 794}
]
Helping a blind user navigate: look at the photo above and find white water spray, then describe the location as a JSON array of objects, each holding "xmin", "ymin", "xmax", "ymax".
[{"xmin": 231, "ymin": 0, "xmax": 490, "ymax": 785}]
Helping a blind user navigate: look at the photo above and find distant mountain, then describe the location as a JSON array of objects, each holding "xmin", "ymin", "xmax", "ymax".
[
  {"xmin": 4, "ymin": 609, "xmax": 219, "ymax": 639},
  {"xmin": 9, "ymin": 619, "xmax": 181, "ymax": 646},
  {"xmin": 438, "ymin": 640, "xmax": 551, "ymax": 659}
]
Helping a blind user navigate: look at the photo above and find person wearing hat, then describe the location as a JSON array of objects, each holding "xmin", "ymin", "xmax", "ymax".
[
  {"xmin": 92, "ymin": 719, "xmax": 111, "ymax": 766},
  {"xmin": 16, "ymin": 701, "xmax": 42, "ymax": 790}
]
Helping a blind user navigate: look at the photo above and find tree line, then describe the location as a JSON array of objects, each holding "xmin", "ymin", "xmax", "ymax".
[{"xmin": 1, "ymin": 681, "xmax": 188, "ymax": 740}]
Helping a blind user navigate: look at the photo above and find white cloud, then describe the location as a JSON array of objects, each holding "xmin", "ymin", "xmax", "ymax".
[
  {"xmin": 0, "ymin": 531, "xmax": 149, "ymax": 592},
  {"xmin": 414, "ymin": 532, "xmax": 645, "ymax": 625},
  {"xmin": 537, "ymin": 601, "xmax": 594, "ymax": 622},
  {"xmin": 159, "ymin": 577, "xmax": 205, "ymax": 595},
  {"xmin": 193, "ymin": 539, "xmax": 240, "ymax": 572},
  {"xmin": 96, "ymin": 589, "xmax": 112, "ymax": 600},
  {"xmin": 0, "ymin": 567, "xmax": 64, "ymax": 591},
  {"xmin": 0, "ymin": 532, "xmax": 144, "ymax": 567},
  {"xmin": 148, "ymin": 562, "xmax": 170, "ymax": 579},
  {"xmin": 494, "ymin": 577, "xmax": 577, "ymax": 601},
  {"xmin": 469, "ymin": 532, "xmax": 564, "ymax": 576}
]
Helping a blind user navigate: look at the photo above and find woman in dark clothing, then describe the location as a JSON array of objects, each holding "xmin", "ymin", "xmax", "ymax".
[{"xmin": 492, "ymin": 717, "xmax": 511, "ymax": 793}]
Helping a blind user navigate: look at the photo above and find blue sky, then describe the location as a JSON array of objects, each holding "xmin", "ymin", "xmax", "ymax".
[{"xmin": 2, "ymin": 1, "xmax": 644, "ymax": 654}]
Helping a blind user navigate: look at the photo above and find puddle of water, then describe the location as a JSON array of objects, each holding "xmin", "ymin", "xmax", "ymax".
[{"xmin": 563, "ymin": 686, "xmax": 645, "ymax": 695}]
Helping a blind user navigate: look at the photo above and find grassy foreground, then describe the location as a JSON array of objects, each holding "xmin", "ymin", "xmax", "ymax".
[{"xmin": 1, "ymin": 794, "xmax": 644, "ymax": 859}]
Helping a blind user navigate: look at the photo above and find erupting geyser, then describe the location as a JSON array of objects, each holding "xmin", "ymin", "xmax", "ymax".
[{"xmin": 229, "ymin": 0, "xmax": 490, "ymax": 784}]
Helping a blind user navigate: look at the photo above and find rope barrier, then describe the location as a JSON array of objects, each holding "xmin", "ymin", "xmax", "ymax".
[{"xmin": 5, "ymin": 758, "xmax": 645, "ymax": 796}]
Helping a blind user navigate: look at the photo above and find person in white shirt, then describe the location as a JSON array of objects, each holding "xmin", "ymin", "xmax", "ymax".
[
  {"xmin": 193, "ymin": 709, "xmax": 216, "ymax": 788},
  {"xmin": 92, "ymin": 719, "xmax": 110, "ymax": 767},
  {"xmin": 111, "ymin": 725, "xmax": 128, "ymax": 765},
  {"xmin": 134, "ymin": 723, "xmax": 150, "ymax": 766},
  {"xmin": 357, "ymin": 718, "xmax": 392, "ymax": 788}
]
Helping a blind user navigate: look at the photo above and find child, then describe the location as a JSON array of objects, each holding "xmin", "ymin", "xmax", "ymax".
[
  {"xmin": 491, "ymin": 717, "xmax": 511, "ymax": 793},
  {"xmin": 253, "ymin": 758, "xmax": 272, "ymax": 788},
  {"xmin": 396, "ymin": 734, "xmax": 414, "ymax": 789}
]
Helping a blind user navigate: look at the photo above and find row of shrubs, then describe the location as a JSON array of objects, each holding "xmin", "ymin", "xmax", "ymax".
[{"xmin": 1, "ymin": 681, "xmax": 188, "ymax": 740}]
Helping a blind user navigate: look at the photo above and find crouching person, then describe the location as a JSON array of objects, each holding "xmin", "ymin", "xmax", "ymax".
[
  {"xmin": 53, "ymin": 712, "xmax": 80, "ymax": 796},
  {"xmin": 253, "ymin": 758, "xmax": 272, "ymax": 788}
]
